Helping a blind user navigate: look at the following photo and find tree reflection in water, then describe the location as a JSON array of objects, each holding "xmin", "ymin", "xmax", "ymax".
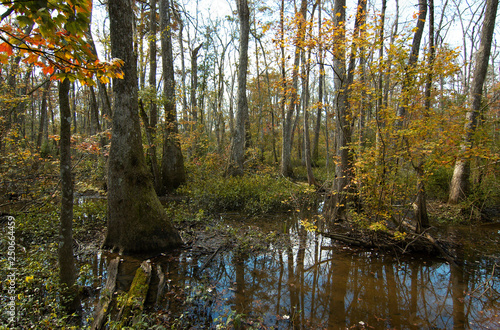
[{"xmin": 95, "ymin": 218, "xmax": 499, "ymax": 329}]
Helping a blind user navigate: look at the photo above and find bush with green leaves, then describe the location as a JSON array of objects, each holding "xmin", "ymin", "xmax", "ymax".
[
  {"xmin": 179, "ymin": 173, "xmax": 316, "ymax": 215},
  {"xmin": 0, "ymin": 200, "xmax": 106, "ymax": 329}
]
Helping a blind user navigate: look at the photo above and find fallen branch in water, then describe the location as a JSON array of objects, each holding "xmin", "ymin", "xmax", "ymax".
[
  {"xmin": 470, "ymin": 263, "xmax": 498, "ymax": 297},
  {"xmin": 400, "ymin": 220, "xmax": 460, "ymax": 268},
  {"xmin": 320, "ymin": 220, "xmax": 460, "ymax": 267}
]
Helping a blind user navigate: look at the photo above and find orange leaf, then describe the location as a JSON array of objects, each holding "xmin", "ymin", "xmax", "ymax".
[
  {"xmin": 0, "ymin": 43, "xmax": 13, "ymax": 56},
  {"xmin": 42, "ymin": 65, "xmax": 55, "ymax": 75}
]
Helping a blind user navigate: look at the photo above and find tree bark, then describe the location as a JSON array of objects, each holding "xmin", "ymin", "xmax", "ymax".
[
  {"xmin": 190, "ymin": 43, "xmax": 203, "ymax": 124},
  {"xmin": 179, "ymin": 22, "xmax": 188, "ymax": 125},
  {"xmin": 36, "ymin": 80, "xmax": 50, "ymax": 150},
  {"xmin": 89, "ymin": 85, "xmax": 100, "ymax": 135},
  {"xmin": 58, "ymin": 77, "xmax": 81, "ymax": 316},
  {"xmin": 160, "ymin": 0, "xmax": 186, "ymax": 193},
  {"xmin": 226, "ymin": 0, "xmax": 250, "ymax": 176},
  {"xmin": 147, "ymin": 0, "xmax": 161, "ymax": 193},
  {"xmin": 413, "ymin": 0, "xmax": 435, "ymax": 232},
  {"xmin": 449, "ymin": 0, "xmax": 498, "ymax": 204},
  {"xmin": 104, "ymin": 0, "xmax": 182, "ymax": 253},
  {"xmin": 396, "ymin": 0, "xmax": 427, "ymax": 125},
  {"xmin": 301, "ymin": 2, "xmax": 317, "ymax": 186},
  {"xmin": 312, "ymin": 0, "xmax": 324, "ymax": 164},
  {"xmin": 324, "ymin": 0, "xmax": 366, "ymax": 221},
  {"xmin": 280, "ymin": 0, "xmax": 307, "ymax": 178}
]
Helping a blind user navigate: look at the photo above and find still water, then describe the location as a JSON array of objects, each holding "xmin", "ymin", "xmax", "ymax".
[{"xmin": 87, "ymin": 217, "xmax": 500, "ymax": 329}]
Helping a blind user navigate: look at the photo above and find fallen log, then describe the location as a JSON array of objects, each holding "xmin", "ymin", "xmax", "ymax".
[
  {"xmin": 320, "ymin": 232, "xmax": 375, "ymax": 248},
  {"xmin": 91, "ymin": 257, "xmax": 120, "ymax": 330},
  {"xmin": 321, "ymin": 221, "xmax": 460, "ymax": 268},
  {"xmin": 400, "ymin": 220, "xmax": 460, "ymax": 268}
]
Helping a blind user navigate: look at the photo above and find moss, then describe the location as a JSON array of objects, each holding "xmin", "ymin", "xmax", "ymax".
[{"xmin": 118, "ymin": 261, "xmax": 152, "ymax": 328}]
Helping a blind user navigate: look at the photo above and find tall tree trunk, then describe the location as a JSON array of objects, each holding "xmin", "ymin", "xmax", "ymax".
[
  {"xmin": 312, "ymin": 0, "xmax": 324, "ymax": 164},
  {"xmin": 395, "ymin": 0, "xmax": 427, "ymax": 126},
  {"xmin": 190, "ymin": 43, "xmax": 203, "ymax": 125},
  {"xmin": 226, "ymin": 0, "xmax": 250, "ymax": 176},
  {"xmin": 36, "ymin": 80, "xmax": 50, "ymax": 150},
  {"xmin": 281, "ymin": 0, "xmax": 307, "ymax": 178},
  {"xmin": 104, "ymin": 0, "xmax": 182, "ymax": 253},
  {"xmin": 279, "ymin": 0, "xmax": 286, "ymax": 166},
  {"xmin": 375, "ymin": 0, "xmax": 387, "ymax": 164},
  {"xmin": 179, "ymin": 22, "xmax": 188, "ymax": 125},
  {"xmin": 89, "ymin": 85, "xmax": 100, "ymax": 135},
  {"xmin": 160, "ymin": 0, "xmax": 186, "ymax": 193},
  {"xmin": 148, "ymin": 0, "xmax": 161, "ymax": 193},
  {"xmin": 329, "ymin": 0, "xmax": 347, "ymax": 219},
  {"xmin": 71, "ymin": 82, "xmax": 77, "ymax": 134},
  {"xmin": 449, "ymin": 0, "xmax": 498, "ymax": 204},
  {"xmin": 413, "ymin": 0, "xmax": 435, "ymax": 232},
  {"xmin": 58, "ymin": 77, "xmax": 81, "ymax": 316},
  {"xmin": 302, "ymin": 2, "xmax": 317, "ymax": 186},
  {"xmin": 324, "ymin": 0, "xmax": 366, "ymax": 222}
]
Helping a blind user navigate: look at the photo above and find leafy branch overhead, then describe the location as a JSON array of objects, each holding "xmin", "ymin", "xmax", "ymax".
[{"xmin": 0, "ymin": 0, "xmax": 123, "ymax": 84}]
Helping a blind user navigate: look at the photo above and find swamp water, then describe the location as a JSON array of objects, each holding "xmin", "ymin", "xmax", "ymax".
[{"xmin": 82, "ymin": 215, "xmax": 500, "ymax": 329}]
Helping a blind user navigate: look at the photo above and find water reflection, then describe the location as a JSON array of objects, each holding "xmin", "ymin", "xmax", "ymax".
[{"xmin": 89, "ymin": 217, "xmax": 500, "ymax": 329}]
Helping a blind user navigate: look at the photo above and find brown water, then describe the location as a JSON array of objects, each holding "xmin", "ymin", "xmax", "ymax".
[{"xmin": 86, "ymin": 217, "xmax": 500, "ymax": 329}]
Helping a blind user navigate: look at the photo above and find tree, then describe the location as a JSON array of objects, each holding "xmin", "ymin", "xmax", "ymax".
[
  {"xmin": 104, "ymin": 0, "xmax": 182, "ymax": 253},
  {"xmin": 324, "ymin": 0, "xmax": 367, "ymax": 221},
  {"xmin": 0, "ymin": 0, "xmax": 125, "ymax": 318},
  {"xmin": 448, "ymin": 0, "xmax": 499, "ymax": 204},
  {"xmin": 160, "ymin": 0, "xmax": 186, "ymax": 193},
  {"xmin": 58, "ymin": 77, "xmax": 80, "ymax": 316},
  {"xmin": 146, "ymin": 0, "xmax": 161, "ymax": 193},
  {"xmin": 280, "ymin": 0, "xmax": 307, "ymax": 178},
  {"xmin": 226, "ymin": 0, "xmax": 250, "ymax": 176}
]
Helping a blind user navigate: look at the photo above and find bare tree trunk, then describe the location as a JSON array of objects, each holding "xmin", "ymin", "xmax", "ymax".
[
  {"xmin": 313, "ymin": 0, "xmax": 324, "ymax": 164},
  {"xmin": 324, "ymin": 0, "xmax": 366, "ymax": 222},
  {"xmin": 58, "ymin": 77, "xmax": 81, "ymax": 316},
  {"xmin": 449, "ymin": 0, "xmax": 498, "ymax": 204},
  {"xmin": 413, "ymin": 0, "xmax": 435, "ymax": 231},
  {"xmin": 302, "ymin": 2, "xmax": 317, "ymax": 186},
  {"xmin": 226, "ymin": 0, "xmax": 250, "ymax": 176},
  {"xmin": 279, "ymin": 0, "xmax": 286, "ymax": 167},
  {"xmin": 396, "ymin": 0, "xmax": 427, "ymax": 125},
  {"xmin": 148, "ymin": 0, "xmax": 161, "ymax": 193},
  {"xmin": 281, "ymin": 0, "xmax": 307, "ymax": 178},
  {"xmin": 71, "ymin": 82, "xmax": 77, "ymax": 134},
  {"xmin": 36, "ymin": 80, "xmax": 50, "ymax": 150},
  {"xmin": 190, "ymin": 44, "xmax": 203, "ymax": 124},
  {"xmin": 89, "ymin": 86, "xmax": 100, "ymax": 135},
  {"xmin": 104, "ymin": 0, "xmax": 182, "ymax": 253},
  {"xmin": 160, "ymin": 0, "xmax": 185, "ymax": 193},
  {"xmin": 414, "ymin": 162, "xmax": 429, "ymax": 232},
  {"xmin": 179, "ymin": 22, "xmax": 188, "ymax": 126}
]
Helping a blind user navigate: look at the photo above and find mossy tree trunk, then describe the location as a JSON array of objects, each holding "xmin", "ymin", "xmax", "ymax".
[{"xmin": 104, "ymin": 0, "xmax": 182, "ymax": 253}]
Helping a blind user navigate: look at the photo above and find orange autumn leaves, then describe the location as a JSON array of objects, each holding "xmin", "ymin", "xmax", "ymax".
[{"xmin": 0, "ymin": 0, "xmax": 123, "ymax": 84}]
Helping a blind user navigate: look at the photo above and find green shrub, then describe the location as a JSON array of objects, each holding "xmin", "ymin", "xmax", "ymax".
[
  {"xmin": 426, "ymin": 166, "xmax": 452, "ymax": 201},
  {"xmin": 179, "ymin": 174, "xmax": 316, "ymax": 215}
]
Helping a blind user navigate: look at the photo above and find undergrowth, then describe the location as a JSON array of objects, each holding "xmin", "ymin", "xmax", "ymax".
[
  {"xmin": 179, "ymin": 173, "xmax": 317, "ymax": 215},
  {"xmin": 0, "ymin": 200, "xmax": 106, "ymax": 329}
]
